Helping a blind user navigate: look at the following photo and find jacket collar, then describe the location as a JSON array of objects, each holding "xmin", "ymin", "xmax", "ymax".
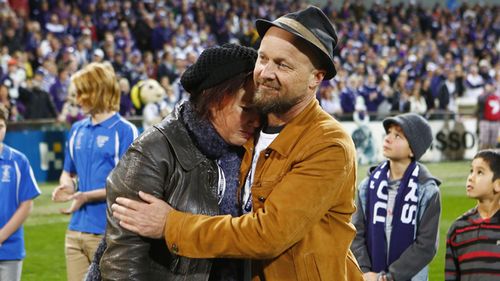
[
  {"xmin": 154, "ymin": 103, "xmax": 208, "ymax": 171},
  {"xmin": 263, "ymin": 99, "xmax": 322, "ymax": 157}
]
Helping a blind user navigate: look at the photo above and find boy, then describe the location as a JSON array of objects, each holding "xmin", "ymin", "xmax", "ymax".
[
  {"xmin": 51, "ymin": 63, "xmax": 138, "ymax": 281},
  {"xmin": 351, "ymin": 113, "xmax": 441, "ymax": 281},
  {"xmin": 0, "ymin": 105, "xmax": 41, "ymax": 281},
  {"xmin": 445, "ymin": 149, "xmax": 500, "ymax": 280}
]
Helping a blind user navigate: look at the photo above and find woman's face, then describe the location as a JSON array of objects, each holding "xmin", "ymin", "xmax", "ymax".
[{"xmin": 210, "ymin": 82, "xmax": 260, "ymax": 146}]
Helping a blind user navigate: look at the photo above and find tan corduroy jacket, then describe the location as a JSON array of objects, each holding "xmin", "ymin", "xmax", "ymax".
[{"xmin": 165, "ymin": 99, "xmax": 363, "ymax": 281}]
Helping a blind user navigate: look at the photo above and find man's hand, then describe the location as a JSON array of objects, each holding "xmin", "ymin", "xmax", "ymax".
[
  {"xmin": 60, "ymin": 192, "xmax": 88, "ymax": 214},
  {"xmin": 112, "ymin": 191, "xmax": 173, "ymax": 239},
  {"xmin": 52, "ymin": 184, "xmax": 75, "ymax": 202},
  {"xmin": 363, "ymin": 272, "xmax": 377, "ymax": 281}
]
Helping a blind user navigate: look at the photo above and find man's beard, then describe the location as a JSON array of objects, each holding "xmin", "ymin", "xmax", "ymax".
[{"xmin": 253, "ymin": 87, "xmax": 301, "ymax": 115}]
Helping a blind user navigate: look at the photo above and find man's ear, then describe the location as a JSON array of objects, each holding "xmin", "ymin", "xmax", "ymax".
[{"xmin": 309, "ymin": 70, "xmax": 325, "ymax": 89}]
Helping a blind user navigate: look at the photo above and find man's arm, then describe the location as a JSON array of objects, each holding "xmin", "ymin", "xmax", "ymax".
[
  {"xmin": 114, "ymin": 140, "xmax": 357, "ymax": 259},
  {"xmin": 388, "ymin": 190, "xmax": 441, "ymax": 280},
  {"xmin": 0, "ymin": 200, "xmax": 34, "ymax": 245}
]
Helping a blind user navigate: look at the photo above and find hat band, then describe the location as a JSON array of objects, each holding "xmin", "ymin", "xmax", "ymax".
[{"xmin": 274, "ymin": 17, "xmax": 329, "ymax": 57}]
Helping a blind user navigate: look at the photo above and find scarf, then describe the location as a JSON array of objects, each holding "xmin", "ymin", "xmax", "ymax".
[
  {"xmin": 181, "ymin": 102, "xmax": 243, "ymax": 217},
  {"xmin": 366, "ymin": 160, "xmax": 420, "ymax": 272},
  {"xmin": 182, "ymin": 102, "xmax": 244, "ymax": 281}
]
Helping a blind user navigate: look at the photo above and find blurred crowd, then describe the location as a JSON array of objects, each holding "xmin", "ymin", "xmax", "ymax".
[{"xmin": 0, "ymin": 0, "xmax": 499, "ymax": 123}]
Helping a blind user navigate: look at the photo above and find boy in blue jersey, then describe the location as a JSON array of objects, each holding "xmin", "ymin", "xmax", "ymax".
[
  {"xmin": 0, "ymin": 105, "xmax": 41, "ymax": 281},
  {"xmin": 52, "ymin": 63, "xmax": 138, "ymax": 281}
]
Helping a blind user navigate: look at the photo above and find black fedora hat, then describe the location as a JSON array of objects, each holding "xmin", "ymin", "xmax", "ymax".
[{"xmin": 255, "ymin": 6, "xmax": 338, "ymax": 80}]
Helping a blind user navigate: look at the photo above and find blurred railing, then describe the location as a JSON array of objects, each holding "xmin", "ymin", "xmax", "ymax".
[{"xmin": 4, "ymin": 109, "xmax": 480, "ymax": 183}]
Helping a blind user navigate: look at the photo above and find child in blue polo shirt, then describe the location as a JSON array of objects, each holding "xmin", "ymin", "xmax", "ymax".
[
  {"xmin": 0, "ymin": 105, "xmax": 41, "ymax": 281},
  {"xmin": 51, "ymin": 62, "xmax": 138, "ymax": 281}
]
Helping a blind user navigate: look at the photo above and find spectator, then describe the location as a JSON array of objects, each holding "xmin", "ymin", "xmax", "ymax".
[
  {"xmin": 45, "ymin": 13, "xmax": 65, "ymax": 35},
  {"xmin": 49, "ymin": 65, "xmax": 70, "ymax": 113},
  {"xmin": 118, "ymin": 77, "xmax": 133, "ymax": 117},
  {"xmin": 157, "ymin": 51, "xmax": 177, "ymax": 83},
  {"xmin": 464, "ymin": 65, "xmax": 485, "ymax": 104},
  {"xmin": 0, "ymin": 79, "xmax": 19, "ymax": 121},
  {"xmin": 435, "ymin": 70, "xmax": 459, "ymax": 117},
  {"xmin": 477, "ymin": 81, "xmax": 500, "ymax": 150},
  {"xmin": 319, "ymin": 80, "xmax": 342, "ymax": 117},
  {"xmin": 359, "ymin": 73, "xmax": 384, "ymax": 113},
  {"xmin": 92, "ymin": 48, "xmax": 105, "ymax": 63},
  {"xmin": 340, "ymin": 75, "xmax": 359, "ymax": 119},
  {"xmin": 409, "ymin": 79, "xmax": 428, "ymax": 115},
  {"xmin": 18, "ymin": 70, "xmax": 58, "ymax": 119},
  {"xmin": 3, "ymin": 58, "xmax": 25, "ymax": 100}
]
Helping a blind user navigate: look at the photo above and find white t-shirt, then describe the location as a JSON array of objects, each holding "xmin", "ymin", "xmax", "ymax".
[{"xmin": 241, "ymin": 130, "xmax": 279, "ymax": 214}]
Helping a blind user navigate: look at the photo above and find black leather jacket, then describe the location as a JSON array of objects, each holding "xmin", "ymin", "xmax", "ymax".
[{"xmin": 100, "ymin": 106, "xmax": 220, "ymax": 281}]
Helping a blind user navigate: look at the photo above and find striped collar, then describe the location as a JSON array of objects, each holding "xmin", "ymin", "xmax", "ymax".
[
  {"xmin": 0, "ymin": 144, "xmax": 12, "ymax": 160},
  {"xmin": 82, "ymin": 113, "xmax": 121, "ymax": 129}
]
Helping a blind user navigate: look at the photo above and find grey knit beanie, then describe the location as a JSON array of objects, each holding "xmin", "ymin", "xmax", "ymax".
[{"xmin": 382, "ymin": 113, "xmax": 433, "ymax": 161}]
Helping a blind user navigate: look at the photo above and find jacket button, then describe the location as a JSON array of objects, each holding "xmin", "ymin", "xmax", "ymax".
[
  {"xmin": 258, "ymin": 196, "xmax": 265, "ymax": 202},
  {"xmin": 171, "ymin": 243, "xmax": 179, "ymax": 254},
  {"xmin": 264, "ymin": 149, "xmax": 271, "ymax": 158}
]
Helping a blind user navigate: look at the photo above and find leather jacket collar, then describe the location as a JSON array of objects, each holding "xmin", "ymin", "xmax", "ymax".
[{"xmin": 154, "ymin": 103, "xmax": 208, "ymax": 171}]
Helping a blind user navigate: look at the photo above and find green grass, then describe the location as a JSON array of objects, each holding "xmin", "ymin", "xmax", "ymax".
[
  {"xmin": 22, "ymin": 161, "xmax": 473, "ymax": 280},
  {"xmin": 23, "ymin": 183, "xmax": 70, "ymax": 281}
]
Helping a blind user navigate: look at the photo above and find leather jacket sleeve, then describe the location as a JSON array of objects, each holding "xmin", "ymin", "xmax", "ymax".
[{"xmin": 100, "ymin": 128, "xmax": 174, "ymax": 280}]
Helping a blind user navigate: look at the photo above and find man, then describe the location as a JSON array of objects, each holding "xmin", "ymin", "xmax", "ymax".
[
  {"xmin": 112, "ymin": 6, "xmax": 363, "ymax": 280},
  {"xmin": 18, "ymin": 70, "xmax": 58, "ymax": 120}
]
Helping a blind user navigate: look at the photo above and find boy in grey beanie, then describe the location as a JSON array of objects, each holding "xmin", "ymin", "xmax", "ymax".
[{"xmin": 351, "ymin": 113, "xmax": 441, "ymax": 281}]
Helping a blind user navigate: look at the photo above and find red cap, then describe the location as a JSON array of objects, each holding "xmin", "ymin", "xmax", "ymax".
[{"xmin": 7, "ymin": 58, "xmax": 17, "ymax": 66}]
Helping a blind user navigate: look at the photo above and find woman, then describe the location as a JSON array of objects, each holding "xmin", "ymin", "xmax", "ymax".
[
  {"xmin": 409, "ymin": 79, "xmax": 427, "ymax": 115},
  {"xmin": 97, "ymin": 44, "xmax": 259, "ymax": 280},
  {"xmin": 51, "ymin": 62, "xmax": 138, "ymax": 281}
]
